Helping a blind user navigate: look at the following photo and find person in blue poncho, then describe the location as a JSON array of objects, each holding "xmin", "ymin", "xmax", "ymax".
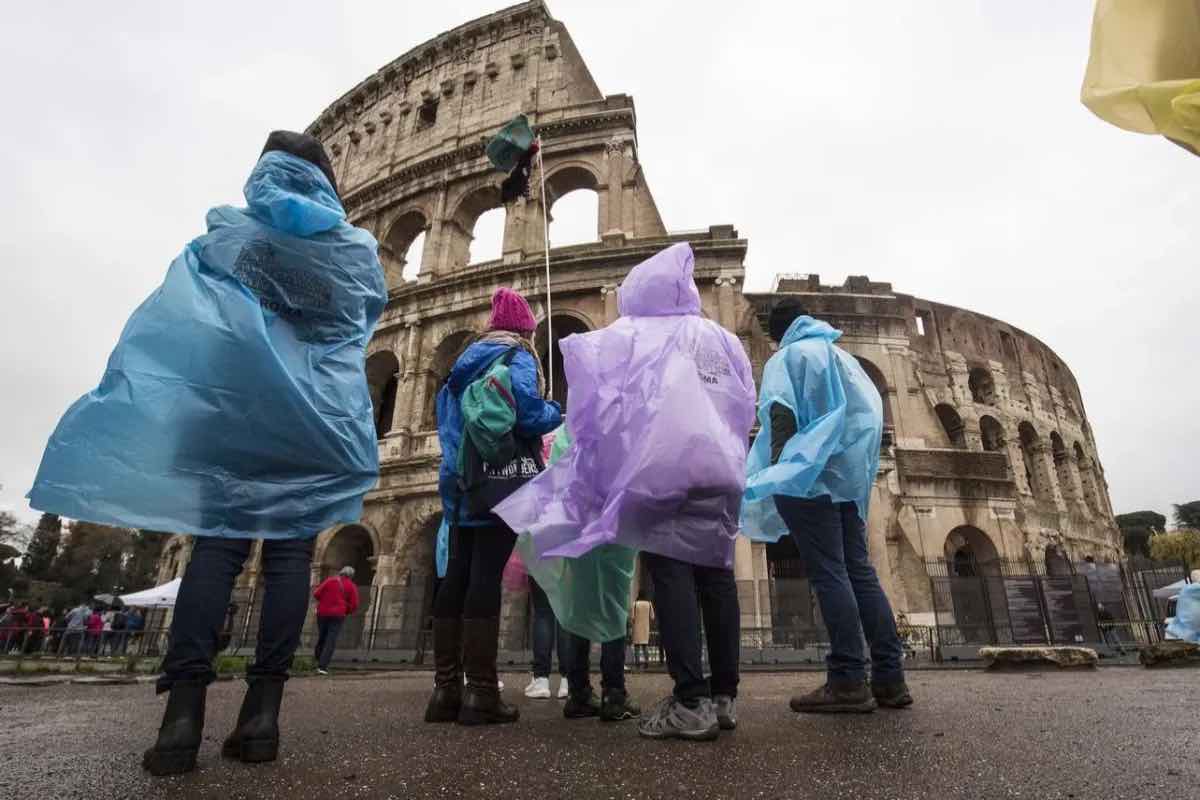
[
  {"xmin": 742, "ymin": 303, "xmax": 911, "ymax": 714},
  {"xmin": 424, "ymin": 288, "xmax": 562, "ymax": 727},
  {"xmin": 29, "ymin": 131, "xmax": 386, "ymax": 775}
]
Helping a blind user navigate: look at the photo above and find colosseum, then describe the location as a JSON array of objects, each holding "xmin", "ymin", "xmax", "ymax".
[{"xmin": 157, "ymin": 1, "xmax": 1122, "ymax": 653}]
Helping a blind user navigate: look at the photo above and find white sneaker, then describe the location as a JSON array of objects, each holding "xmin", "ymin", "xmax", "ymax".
[
  {"xmin": 557, "ymin": 677, "xmax": 569, "ymax": 699},
  {"xmin": 525, "ymin": 676, "xmax": 551, "ymax": 699}
]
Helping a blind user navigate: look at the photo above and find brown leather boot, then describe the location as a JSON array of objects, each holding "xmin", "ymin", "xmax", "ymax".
[
  {"xmin": 424, "ymin": 618, "xmax": 463, "ymax": 723},
  {"xmin": 458, "ymin": 617, "xmax": 518, "ymax": 725}
]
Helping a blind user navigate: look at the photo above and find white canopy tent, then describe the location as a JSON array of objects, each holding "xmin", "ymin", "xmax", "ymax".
[{"xmin": 118, "ymin": 577, "xmax": 181, "ymax": 608}]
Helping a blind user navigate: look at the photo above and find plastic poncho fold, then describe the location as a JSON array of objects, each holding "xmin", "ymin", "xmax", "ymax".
[
  {"xmin": 1082, "ymin": 0, "xmax": 1200, "ymax": 155},
  {"xmin": 740, "ymin": 316, "xmax": 883, "ymax": 543},
  {"xmin": 1166, "ymin": 583, "xmax": 1200, "ymax": 643},
  {"xmin": 28, "ymin": 151, "xmax": 387, "ymax": 539},
  {"xmin": 494, "ymin": 242, "xmax": 757, "ymax": 583},
  {"xmin": 514, "ymin": 426, "xmax": 638, "ymax": 643}
]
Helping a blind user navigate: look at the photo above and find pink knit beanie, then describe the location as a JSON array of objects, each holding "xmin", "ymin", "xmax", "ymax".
[{"xmin": 487, "ymin": 287, "xmax": 538, "ymax": 334}]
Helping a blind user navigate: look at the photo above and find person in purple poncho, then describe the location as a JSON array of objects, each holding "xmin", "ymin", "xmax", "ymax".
[{"xmin": 493, "ymin": 242, "xmax": 757, "ymax": 741}]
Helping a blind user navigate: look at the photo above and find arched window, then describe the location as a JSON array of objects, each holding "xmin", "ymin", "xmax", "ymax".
[
  {"xmin": 423, "ymin": 331, "xmax": 477, "ymax": 430},
  {"xmin": 1045, "ymin": 545, "xmax": 1072, "ymax": 576},
  {"xmin": 322, "ymin": 524, "xmax": 376, "ymax": 586},
  {"xmin": 365, "ymin": 350, "xmax": 401, "ymax": 439},
  {"xmin": 535, "ymin": 313, "xmax": 591, "ymax": 408},
  {"xmin": 968, "ymin": 367, "xmax": 995, "ymax": 405},
  {"xmin": 447, "ymin": 186, "xmax": 506, "ymax": 270},
  {"xmin": 1018, "ymin": 421, "xmax": 1045, "ymax": 499},
  {"xmin": 545, "ymin": 166, "xmax": 601, "ymax": 247},
  {"xmin": 934, "ymin": 403, "xmax": 966, "ymax": 449},
  {"xmin": 856, "ymin": 357, "xmax": 893, "ymax": 446},
  {"xmin": 980, "ymin": 415, "xmax": 1005, "ymax": 452},
  {"xmin": 943, "ymin": 525, "xmax": 1002, "ymax": 643},
  {"xmin": 382, "ymin": 210, "xmax": 428, "ymax": 290}
]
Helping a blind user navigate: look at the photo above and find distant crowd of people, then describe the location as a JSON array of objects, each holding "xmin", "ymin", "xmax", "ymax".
[{"xmin": 0, "ymin": 600, "xmax": 147, "ymax": 657}]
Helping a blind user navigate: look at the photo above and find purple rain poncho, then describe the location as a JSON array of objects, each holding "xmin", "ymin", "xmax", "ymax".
[{"xmin": 493, "ymin": 242, "xmax": 757, "ymax": 570}]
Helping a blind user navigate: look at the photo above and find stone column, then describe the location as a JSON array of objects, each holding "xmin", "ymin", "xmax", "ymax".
[
  {"xmin": 602, "ymin": 136, "xmax": 630, "ymax": 244},
  {"xmin": 393, "ymin": 321, "xmax": 424, "ymax": 437},
  {"xmin": 715, "ymin": 276, "xmax": 737, "ymax": 332},
  {"xmin": 884, "ymin": 344, "xmax": 912, "ymax": 446},
  {"xmin": 944, "ymin": 351, "xmax": 971, "ymax": 407},
  {"xmin": 601, "ymin": 285, "xmax": 619, "ymax": 324},
  {"xmin": 425, "ymin": 182, "xmax": 449, "ymax": 277}
]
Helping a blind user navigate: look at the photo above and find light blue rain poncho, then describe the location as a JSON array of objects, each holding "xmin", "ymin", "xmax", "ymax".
[
  {"xmin": 28, "ymin": 151, "xmax": 386, "ymax": 539},
  {"xmin": 740, "ymin": 316, "xmax": 883, "ymax": 542}
]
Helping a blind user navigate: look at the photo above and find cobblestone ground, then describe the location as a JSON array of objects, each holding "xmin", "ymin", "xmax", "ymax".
[{"xmin": 0, "ymin": 668, "xmax": 1195, "ymax": 800}]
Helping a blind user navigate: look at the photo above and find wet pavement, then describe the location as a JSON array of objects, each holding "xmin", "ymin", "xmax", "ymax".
[{"xmin": 1, "ymin": 667, "xmax": 1195, "ymax": 799}]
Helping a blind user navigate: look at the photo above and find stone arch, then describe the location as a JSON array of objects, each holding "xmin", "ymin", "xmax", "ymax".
[
  {"xmin": 856, "ymin": 356, "xmax": 893, "ymax": 444},
  {"xmin": 544, "ymin": 163, "xmax": 602, "ymax": 246},
  {"xmin": 422, "ymin": 329, "xmax": 477, "ymax": 430},
  {"xmin": 980, "ymin": 415, "xmax": 1005, "ymax": 452},
  {"xmin": 446, "ymin": 183, "xmax": 506, "ymax": 269},
  {"xmin": 365, "ymin": 350, "xmax": 400, "ymax": 439},
  {"xmin": 318, "ymin": 523, "xmax": 379, "ymax": 586},
  {"xmin": 1045, "ymin": 544, "xmax": 1072, "ymax": 576},
  {"xmin": 968, "ymin": 366, "xmax": 995, "ymax": 405},
  {"xmin": 1018, "ymin": 421, "xmax": 1046, "ymax": 499},
  {"xmin": 535, "ymin": 311, "xmax": 593, "ymax": 407},
  {"xmin": 944, "ymin": 525, "xmax": 1001, "ymax": 576},
  {"xmin": 934, "ymin": 403, "xmax": 966, "ymax": 449},
  {"xmin": 381, "ymin": 208, "xmax": 429, "ymax": 288}
]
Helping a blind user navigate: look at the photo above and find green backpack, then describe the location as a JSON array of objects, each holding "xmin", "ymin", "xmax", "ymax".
[{"xmin": 458, "ymin": 348, "xmax": 521, "ymax": 472}]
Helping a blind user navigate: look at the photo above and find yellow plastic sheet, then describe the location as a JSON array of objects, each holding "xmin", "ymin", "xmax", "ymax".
[{"xmin": 1082, "ymin": 0, "xmax": 1200, "ymax": 154}]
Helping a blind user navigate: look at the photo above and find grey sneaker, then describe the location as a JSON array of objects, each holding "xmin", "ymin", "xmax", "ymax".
[
  {"xmin": 871, "ymin": 680, "xmax": 913, "ymax": 709},
  {"xmin": 713, "ymin": 695, "xmax": 737, "ymax": 730},
  {"xmin": 637, "ymin": 695, "xmax": 719, "ymax": 741}
]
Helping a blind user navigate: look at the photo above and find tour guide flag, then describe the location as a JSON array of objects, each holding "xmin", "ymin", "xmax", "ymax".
[{"xmin": 1082, "ymin": 0, "xmax": 1200, "ymax": 155}]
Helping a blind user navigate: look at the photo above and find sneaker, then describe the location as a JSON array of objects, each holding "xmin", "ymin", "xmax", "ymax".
[
  {"xmin": 872, "ymin": 680, "xmax": 913, "ymax": 709},
  {"xmin": 563, "ymin": 686, "xmax": 601, "ymax": 719},
  {"xmin": 556, "ymin": 677, "xmax": 569, "ymax": 699},
  {"xmin": 713, "ymin": 695, "xmax": 737, "ymax": 730},
  {"xmin": 637, "ymin": 695, "xmax": 719, "ymax": 741},
  {"xmin": 790, "ymin": 681, "xmax": 876, "ymax": 714},
  {"xmin": 524, "ymin": 676, "xmax": 551, "ymax": 699},
  {"xmin": 317, "ymin": 668, "xmax": 329, "ymax": 676},
  {"xmin": 600, "ymin": 689, "xmax": 641, "ymax": 722}
]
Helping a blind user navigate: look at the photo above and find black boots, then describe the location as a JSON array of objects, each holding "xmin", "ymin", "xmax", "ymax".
[
  {"xmin": 142, "ymin": 681, "xmax": 207, "ymax": 776},
  {"xmin": 424, "ymin": 618, "xmax": 463, "ymax": 723},
  {"xmin": 222, "ymin": 677, "xmax": 286, "ymax": 762},
  {"xmin": 458, "ymin": 617, "xmax": 518, "ymax": 725}
]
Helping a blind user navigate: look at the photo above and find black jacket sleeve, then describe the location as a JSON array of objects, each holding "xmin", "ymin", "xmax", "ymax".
[{"xmin": 769, "ymin": 402, "xmax": 797, "ymax": 466}]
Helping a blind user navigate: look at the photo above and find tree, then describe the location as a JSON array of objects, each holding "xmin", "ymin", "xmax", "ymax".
[
  {"xmin": 1149, "ymin": 529, "xmax": 1200, "ymax": 569},
  {"xmin": 50, "ymin": 520, "xmax": 132, "ymax": 597},
  {"xmin": 21, "ymin": 513, "xmax": 61, "ymax": 580},
  {"xmin": 1115, "ymin": 510, "xmax": 1166, "ymax": 557},
  {"xmin": 120, "ymin": 530, "xmax": 168, "ymax": 591},
  {"xmin": 1173, "ymin": 501, "xmax": 1200, "ymax": 530},
  {"xmin": 0, "ymin": 510, "xmax": 31, "ymax": 550}
]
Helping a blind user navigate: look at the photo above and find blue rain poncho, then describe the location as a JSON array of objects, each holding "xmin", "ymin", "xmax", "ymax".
[
  {"xmin": 740, "ymin": 316, "xmax": 883, "ymax": 543},
  {"xmin": 28, "ymin": 151, "xmax": 386, "ymax": 539}
]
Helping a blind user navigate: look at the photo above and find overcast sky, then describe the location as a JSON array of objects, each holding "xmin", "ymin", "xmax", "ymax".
[{"xmin": 1, "ymin": 1, "xmax": 1195, "ymax": 526}]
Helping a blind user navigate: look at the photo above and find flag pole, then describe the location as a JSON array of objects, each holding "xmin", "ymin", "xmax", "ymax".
[{"xmin": 536, "ymin": 137, "xmax": 553, "ymax": 401}]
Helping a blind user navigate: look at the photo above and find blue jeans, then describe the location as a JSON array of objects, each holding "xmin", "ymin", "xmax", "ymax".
[
  {"xmin": 774, "ymin": 495, "xmax": 904, "ymax": 686},
  {"xmin": 564, "ymin": 633, "xmax": 628, "ymax": 694},
  {"xmin": 158, "ymin": 536, "xmax": 315, "ymax": 691},
  {"xmin": 315, "ymin": 615, "xmax": 345, "ymax": 669},
  {"xmin": 529, "ymin": 580, "xmax": 569, "ymax": 679}
]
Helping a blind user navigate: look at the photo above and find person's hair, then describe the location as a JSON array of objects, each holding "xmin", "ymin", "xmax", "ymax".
[
  {"xmin": 768, "ymin": 301, "xmax": 809, "ymax": 343},
  {"xmin": 339, "ymin": 566, "xmax": 356, "ymax": 579}
]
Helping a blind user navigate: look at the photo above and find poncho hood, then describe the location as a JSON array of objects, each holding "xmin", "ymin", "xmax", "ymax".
[
  {"xmin": 244, "ymin": 151, "xmax": 346, "ymax": 237},
  {"xmin": 781, "ymin": 315, "xmax": 842, "ymax": 347},
  {"xmin": 617, "ymin": 242, "xmax": 702, "ymax": 317}
]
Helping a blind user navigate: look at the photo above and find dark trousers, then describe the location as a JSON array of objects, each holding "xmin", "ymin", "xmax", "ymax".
[
  {"xmin": 433, "ymin": 523, "xmax": 516, "ymax": 620},
  {"xmin": 314, "ymin": 615, "xmax": 346, "ymax": 669},
  {"xmin": 158, "ymin": 536, "xmax": 315, "ymax": 691},
  {"xmin": 564, "ymin": 632, "xmax": 627, "ymax": 694},
  {"xmin": 775, "ymin": 495, "xmax": 904, "ymax": 685},
  {"xmin": 643, "ymin": 552, "xmax": 740, "ymax": 702},
  {"xmin": 529, "ymin": 580, "xmax": 569, "ymax": 678}
]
